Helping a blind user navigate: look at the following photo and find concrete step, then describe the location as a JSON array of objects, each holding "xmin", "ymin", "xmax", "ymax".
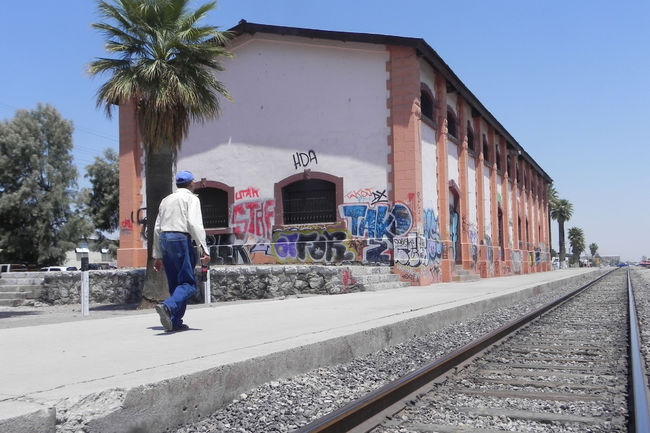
[
  {"xmin": 0, "ymin": 292, "xmax": 28, "ymax": 300},
  {"xmin": 0, "ymin": 285, "xmax": 38, "ymax": 293},
  {"xmin": 352, "ymin": 273, "xmax": 402, "ymax": 284},
  {"xmin": 453, "ymin": 266, "xmax": 480, "ymax": 282},
  {"xmin": 0, "ymin": 298, "xmax": 24, "ymax": 307},
  {"xmin": 365, "ymin": 281, "xmax": 412, "ymax": 291},
  {"xmin": 0, "ymin": 277, "xmax": 44, "ymax": 286},
  {"xmin": 344, "ymin": 266, "xmax": 393, "ymax": 275}
]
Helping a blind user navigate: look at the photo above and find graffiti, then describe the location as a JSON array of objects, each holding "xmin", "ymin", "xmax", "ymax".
[
  {"xmin": 120, "ymin": 219, "xmax": 133, "ymax": 232},
  {"xmin": 394, "ymin": 235, "xmax": 427, "ymax": 267},
  {"xmin": 272, "ymin": 228, "xmax": 356, "ymax": 263},
  {"xmin": 344, "ymin": 188, "xmax": 388, "ymax": 205},
  {"xmin": 339, "ymin": 202, "xmax": 412, "ymax": 264},
  {"xmin": 342, "ymin": 270, "xmax": 356, "ymax": 289},
  {"xmin": 206, "ymin": 234, "xmax": 252, "ymax": 265},
  {"xmin": 423, "ymin": 208, "xmax": 443, "ymax": 265},
  {"xmin": 232, "ymin": 199, "xmax": 275, "ymax": 241},
  {"xmin": 450, "ymin": 210, "xmax": 459, "ymax": 262},
  {"xmin": 293, "ymin": 149, "xmax": 318, "ymax": 169},
  {"xmin": 235, "ymin": 187, "xmax": 260, "ymax": 201},
  {"xmin": 340, "ymin": 202, "xmax": 412, "ymax": 240},
  {"xmin": 467, "ymin": 224, "xmax": 479, "ymax": 267}
]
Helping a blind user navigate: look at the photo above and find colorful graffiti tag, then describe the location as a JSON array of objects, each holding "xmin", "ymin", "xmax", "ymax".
[
  {"xmin": 339, "ymin": 202, "xmax": 413, "ymax": 264},
  {"xmin": 272, "ymin": 227, "xmax": 356, "ymax": 263},
  {"xmin": 232, "ymin": 199, "xmax": 275, "ymax": 241}
]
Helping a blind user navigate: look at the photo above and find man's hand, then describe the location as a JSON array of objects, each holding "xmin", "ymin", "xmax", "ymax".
[
  {"xmin": 200, "ymin": 253, "xmax": 211, "ymax": 265},
  {"xmin": 153, "ymin": 258, "xmax": 163, "ymax": 272}
]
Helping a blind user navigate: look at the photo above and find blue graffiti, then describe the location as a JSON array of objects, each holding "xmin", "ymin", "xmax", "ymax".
[{"xmin": 340, "ymin": 203, "xmax": 412, "ymax": 241}]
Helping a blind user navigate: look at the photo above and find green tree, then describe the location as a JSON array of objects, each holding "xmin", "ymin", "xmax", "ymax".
[
  {"xmin": 0, "ymin": 104, "xmax": 92, "ymax": 265},
  {"xmin": 568, "ymin": 227, "xmax": 585, "ymax": 266},
  {"xmin": 89, "ymin": 0, "xmax": 232, "ymax": 304},
  {"xmin": 550, "ymin": 197, "xmax": 573, "ymax": 268},
  {"xmin": 81, "ymin": 148, "xmax": 119, "ymax": 257}
]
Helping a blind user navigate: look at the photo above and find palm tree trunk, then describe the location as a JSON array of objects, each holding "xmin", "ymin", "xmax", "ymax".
[
  {"xmin": 558, "ymin": 220, "xmax": 566, "ymax": 268},
  {"xmin": 140, "ymin": 145, "xmax": 173, "ymax": 307}
]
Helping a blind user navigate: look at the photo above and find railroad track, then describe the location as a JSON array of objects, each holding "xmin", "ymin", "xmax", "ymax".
[{"xmin": 296, "ymin": 269, "xmax": 650, "ymax": 433}]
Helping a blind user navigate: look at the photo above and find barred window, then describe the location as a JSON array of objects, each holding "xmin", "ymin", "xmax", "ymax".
[
  {"xmin": 195, "ymin": 187, "xmax": 229, "ymax": 229},
  {"xmin": 282, "ymin": 179, "xmax": 336, "ymax": 224}
]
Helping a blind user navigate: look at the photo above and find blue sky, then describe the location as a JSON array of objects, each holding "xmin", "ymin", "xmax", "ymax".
[{"xmin": 1, "ymin": 0, "xmax": 648, "ymax": 261}]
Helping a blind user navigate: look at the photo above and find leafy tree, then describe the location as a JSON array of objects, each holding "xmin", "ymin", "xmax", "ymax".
[
  {"xmin": 89, "ymin": 0, "xmax": 232, "ymax": 304},
  {"xmin": 568, "ymin": 227, "xmax": 585, "ymax": 266},
  {"xmin": 0, "ymin": 104, "xmax": 92, "ymax": 265},
  {"xmin": 82, "ymin": 148, "xmax": 119, "ymax": 257},
  {"xmin": 550, "ymin": 197, "xmax": 573, "ymax": 268}
]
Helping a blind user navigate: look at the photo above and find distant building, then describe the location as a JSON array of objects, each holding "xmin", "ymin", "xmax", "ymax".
[{"xmin": 117, "ymin": 21, "xmax": 552, "ymax": 284}]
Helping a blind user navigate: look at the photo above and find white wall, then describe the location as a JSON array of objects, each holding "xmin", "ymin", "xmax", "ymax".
[{"xmin": 177, "ymin": 34, "xmax": 391, "ymax": 200}]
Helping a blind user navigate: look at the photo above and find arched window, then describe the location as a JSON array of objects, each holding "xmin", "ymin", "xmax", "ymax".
[
  {"xmin": 482, "ymin": 134, "xmax": 490, "ymax": 164},
  {"xmin": 467, "ymin": 121, "xmax": 475, "ymax": 152},
  {"xmin": 280, "ymin": 178, "xmax": 337, "ymax": 224},
  {"xmin": 447, "ymin": 108, "xmax": 458, "ymax": 139},
  {"xmin": 495, "ymin": 143, "xmax": 502, "ymax": 172},
  {"xmin": 195, "ymin": 187, "xmax": 229, "ymax": 229},
  {"xmin": 420, "ymin": 84, "xmax": 435, "ymax": 122}
]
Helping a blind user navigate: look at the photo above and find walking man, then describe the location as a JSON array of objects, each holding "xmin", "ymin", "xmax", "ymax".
[{"xmin": 152, "ymin": 170, "xmax": 210, "ymax": 332}]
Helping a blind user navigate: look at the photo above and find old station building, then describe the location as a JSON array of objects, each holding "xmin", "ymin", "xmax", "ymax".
[{"xmin": 117, "ymin": 21, "xmax": 552, "ymax": 284}]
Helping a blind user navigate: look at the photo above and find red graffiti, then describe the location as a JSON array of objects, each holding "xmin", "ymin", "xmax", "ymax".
[
  {"xmin": 120, "ymin": 219, "xmax": 133, "ymax": 231},
  {"xmin": 235, "ymin": 187, "xmax": 260, "ymax": 201},
  {"xmin": 232, "ymin": 199, "xmax": 275, "ymax": 240},
  {"xmin": 342, "ymin": 270, "xmax": 356, "ymax": 288}
]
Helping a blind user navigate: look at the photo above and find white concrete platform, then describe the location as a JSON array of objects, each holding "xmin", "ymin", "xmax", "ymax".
[{"xmin": 0, "ymin": 268, "xmax": 598, "ymax": 432}]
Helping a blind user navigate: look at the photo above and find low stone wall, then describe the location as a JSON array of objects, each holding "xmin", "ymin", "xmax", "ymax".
[
  {"xmin": 38, "ymin": 266, "xmax": 363, "ymax": 305},
  {"xmin": 40, "ymin": 270, "xmax": 145, "ymax": 305}
]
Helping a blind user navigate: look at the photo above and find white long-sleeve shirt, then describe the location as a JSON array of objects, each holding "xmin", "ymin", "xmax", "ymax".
[{"xmin": 152, "ymin": 187, "xmax": 208, "ymax": 259}]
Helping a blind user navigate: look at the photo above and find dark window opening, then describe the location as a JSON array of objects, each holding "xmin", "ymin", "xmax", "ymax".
[
  {"xmin": 420, "ymin": 89, "xmax": 434, "ymax": 121},
  {"xmin": 282, "ymin": 179, "xmax": 336, "ymax": 224},
  {"xmin": 482, "ymin": 135, "xmax": 490, "ymax": 163},
  {"xmin": 447, "ymin": 109, "xmax": 457, "ymax": 138},
  {"xmin": 467, "ymin": 122, "xmax": 474, "ymax": 152},
  {"xmin": 195, "ymin": 187, "xmax": 229, "ymax": 229},
  {"xmin": 495, "ymin": 145, "xmax": 502, "ymax": 172}
]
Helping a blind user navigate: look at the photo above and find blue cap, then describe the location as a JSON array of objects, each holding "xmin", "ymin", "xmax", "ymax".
[{"xmin": 175, "ymin": 170, "xmax": 194, "ymax": 185}]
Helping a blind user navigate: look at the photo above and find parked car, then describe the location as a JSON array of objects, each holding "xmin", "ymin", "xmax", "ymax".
[{"xmin": 40, "ymin": 266, "xmax": 78, "ymax": 272}]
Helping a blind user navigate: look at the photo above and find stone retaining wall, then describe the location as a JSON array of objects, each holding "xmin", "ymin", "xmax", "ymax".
[{"xmin": 38, "ymin": 266, "xmax": 364, "ymax": 305}]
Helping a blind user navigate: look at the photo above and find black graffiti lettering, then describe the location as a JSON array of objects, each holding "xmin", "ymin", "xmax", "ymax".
[{"xmin": 293, "ymin": 149, "xmax": 318, "ymax": 169}]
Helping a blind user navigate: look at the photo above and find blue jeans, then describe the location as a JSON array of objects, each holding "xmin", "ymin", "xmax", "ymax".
[{"xmin": 159, "ymin": 232, "xmax": 197, "ymax": 328}]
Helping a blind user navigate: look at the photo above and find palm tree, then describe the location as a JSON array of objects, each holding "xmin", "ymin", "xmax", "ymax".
[
  {"xmin": 567, "ymin": 227, "xmax": 585, "ymax": 266},
  {"xmin": 89, "ymin": 0, "xmax": 232, "ymax": 303},
  {"xmin": 549, "ymin": 198, "xmax": 573, "ymax": 268},
  {"xmin": 589, "ymin": 242, "xmax": 599, "ymax": 266}
]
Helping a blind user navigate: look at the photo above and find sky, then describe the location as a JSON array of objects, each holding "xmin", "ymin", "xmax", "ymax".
[{"xmin": 1, "ymin": 0, "xmax": 648, "ymax": 261}]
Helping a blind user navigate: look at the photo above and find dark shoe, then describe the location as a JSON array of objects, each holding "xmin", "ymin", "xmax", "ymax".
[
  {"xmin": 155, "ymin": 304, "xmax": 173, "ymax": 331},
  {"xmin": 166, "ymin": 323, "xmax": 190, "ymax": 333}
]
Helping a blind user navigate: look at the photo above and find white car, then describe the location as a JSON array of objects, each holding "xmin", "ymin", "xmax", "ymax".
[{"xmin": 40, "ymin": 266, "xmax": 78, "ymax": 272}]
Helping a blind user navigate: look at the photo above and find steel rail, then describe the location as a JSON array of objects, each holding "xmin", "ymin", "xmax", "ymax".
[
  {"xmin": 627, "ymin": 269, "xmax": 650, "ymax": 433},
  {"xmin": 295, "ymin": 269, "xmax": 615, "ymax": 433}
]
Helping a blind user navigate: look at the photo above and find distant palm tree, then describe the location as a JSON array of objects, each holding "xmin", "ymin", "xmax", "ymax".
[
  {"xmin": 89, "ymin": 0, "xmax": 232, "ymax": 303},
  {"xmin": 589, "ymin": 242, "xmax": 599, "ymax": 266},
  {"xmin": 568, "ymin": 227, "xmax": 585, "ymax": 265},
  {"xmin": 550, "ymin": 198, "xmax": 573, "ymax": 268}
]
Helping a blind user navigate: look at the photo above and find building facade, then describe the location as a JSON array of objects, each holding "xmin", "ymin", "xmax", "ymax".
[{"xmin": 117, "ymin": 21, "xmax": 552, "ymax": 284}]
